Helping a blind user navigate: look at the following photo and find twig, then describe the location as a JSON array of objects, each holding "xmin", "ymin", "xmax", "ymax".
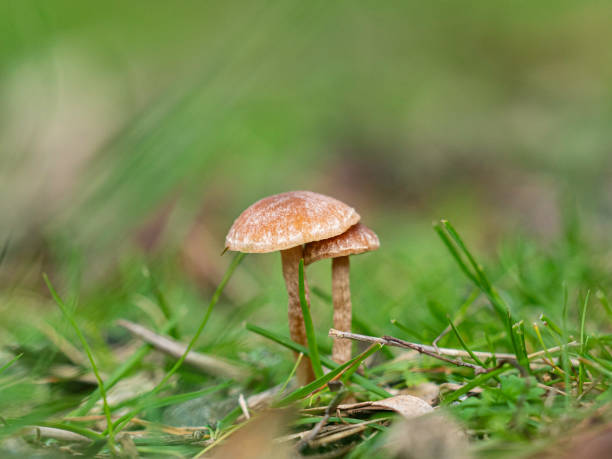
[
  {"xmin": 308, "ymin": 422, "xmax": 372, "ymax": 448},
  {"xmin": 117, "ymin": 320, "xmax": 248, "ymax": 380},
  {"xmin": 296, "ymin": 389, "xmax": 346, "ymax": 451},
  {"xmin": 238, "ymin": 393, "xmax": 250, "ymax": 420},
  {"xmin": 330, "ymin": 329, "xmax": 488, "ymax": 374},
  {"xmin": 330, "ymin": 329, "xmax": 580, "ymax": 367},
  {"xmin": 528, "ymin": 343, "xmax": 579, "ymax": 360},
  {"xmin": 432, "ymin": 324, "xmax": 452, "ymax": 354},
  {"xmin": 23, "ymin": 426, "xmax": 91, "ymax": 443},
  {"xmin": 537, "ymin": 383, "xmax": 567, "ymax": 396}
]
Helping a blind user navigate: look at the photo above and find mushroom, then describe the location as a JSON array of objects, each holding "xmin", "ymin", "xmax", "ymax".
[
  {"xmin": 304, "ymin": 223, "xmax": 379, "ymax": 364},
  {"xmin": 225, "ymin": 191, "xmax": 360, "ymax": 383}
]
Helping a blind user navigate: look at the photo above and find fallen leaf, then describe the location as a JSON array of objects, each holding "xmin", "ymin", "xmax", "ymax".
[
  {"xmin": 369, "ymin": 395, "xmax": 434, "ymax": 418},
  {"xmin": 401, "ymin": 382, "xmax": 440, "ymax": 405}
]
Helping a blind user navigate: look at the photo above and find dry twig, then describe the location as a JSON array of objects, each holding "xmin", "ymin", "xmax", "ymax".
[
  {"xmin": 329, "ymin": 329, "xmax": 580, "ymax": 370},
  {"xmin": 23, "ymin": 426, "xmax": 91, "ymax": 443},
  {"xmin": 296, "ymin": 390, "xmax": 346, "ymax": 451},
  {"xmin": 117, "ymin": 320, "xmax": 248, "ymax": 379}
]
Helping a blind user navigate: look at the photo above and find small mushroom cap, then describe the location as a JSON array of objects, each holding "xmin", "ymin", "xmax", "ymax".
[
  {"xmin": 225, "ymin": 191, "xmax": 360, "ymax": 253},
  {"xmin": 304, "ymin": 223, "xmax": 380, "ymax": 265}
]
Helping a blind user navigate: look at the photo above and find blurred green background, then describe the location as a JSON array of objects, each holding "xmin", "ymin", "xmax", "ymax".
[{"xmin": 2, "ymin": 0, "xmax": 612, "ymax": 427}]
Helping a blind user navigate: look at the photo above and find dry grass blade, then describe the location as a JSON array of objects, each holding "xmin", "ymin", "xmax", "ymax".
[
  {"xmin": 238, "ymin": 393, "xmax": 250, "ymax": 420},
  {"xmin": 23, "ymin": 426, "xmax": 92, "ymax": 443},
  {"xmin": 296, "ymin": 390, "xmax": 347, "ymax": 451},
  {"xmin": 36, "ymin": 322, "xmax": 89, "ymax": 367},
  {"xmin": 276, "ymin": 419, "xmax": 385, "ymax": 446},
  {"xmin": 307, "ymin": 422, "xmax": 376, "ymax": 448},
  {"xmin": 117, "ymin": 319, "xmax": 248, "ymax": 380}
]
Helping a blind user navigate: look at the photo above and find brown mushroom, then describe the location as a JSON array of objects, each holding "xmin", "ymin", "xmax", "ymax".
[
  {"xmin": 225, "ymin": 191, "xmax": 360, "ymax": 383},
  {"xmin": 304, "ymin": 223, "xmax": 379, "ymax": 364}
]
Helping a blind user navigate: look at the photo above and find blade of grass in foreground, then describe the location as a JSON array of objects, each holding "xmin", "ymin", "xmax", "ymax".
[
  {"xmin": 146, "ymin": 267, "xmax": 180, "ymax": 340},
  {"xmin": 298, "ymin": 258, "xmax": 324, "ymax": 379},
  {"xmin": 277, "ymin": 343, "xmax": 382, "ymax": 406},
  {"xmin": 109, "ymin": 252, "xmax": 245, "ymax": 434},
  {"xmin": 595, "ymin": 290, "xmax": 612, "ymax": 322},
  {"xmin": 246, "ymin": 323, "xmax": 390, "ymax": 398},
  {"xmin": 0, "ymin": 353, "xmax": 22, "ymax": 375},
  {"xmin": 578, "ymin": 290, "xmax": 590, "ymax": 394},
  {"xmin": 43, "ymin": 274, "xmax": 115, "ymax": 451},
  {"xmin": 442, "ymin": 364, "xmax": 511, "ymax": 405},
  {"xmin": 72, "ymin": 319, "xmax": 177, "ymax": 417},
  {"xmin": 278, "ymin": 353, "xmax": 303, "ymax": 396},
  {"xmin": 435, "ymin": 220, "xmax": 521, "ymax": 360},
  {"xmin": 511, "ymin": 319, "xmax": 530, "ymax": 373},
  {"xmin": 447, "ymin": 317, "xmax": 487, "ymax": 368},
  {"xmin": 125, "ymin": 381, "xmax": 231, "ymax": 411}
]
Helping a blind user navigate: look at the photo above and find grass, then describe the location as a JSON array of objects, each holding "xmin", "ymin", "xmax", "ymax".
[
  {"xmin": 3, "ymin": 2, "xmax": 612, "ymax": 455},
  {"xmin": 298, "ymin": 258, "xmax": 324, "ymax": 380},
  {"xmin": 2, "ymin": 211, "xmax": 612, "ymax": 457},
  {"xmin": 43, "ymin": 273, "xmax": 116, "ymax": 452}
]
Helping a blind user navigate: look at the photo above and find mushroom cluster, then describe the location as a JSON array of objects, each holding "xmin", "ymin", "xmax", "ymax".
[{"xmin": 225, "ymin": 191, "xmax": 379, "ymax": 384}]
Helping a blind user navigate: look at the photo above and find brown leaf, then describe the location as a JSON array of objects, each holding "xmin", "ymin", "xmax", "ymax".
[{"xmin": 368, "ymin": 395, "xmax": 434, "ymax": 419}]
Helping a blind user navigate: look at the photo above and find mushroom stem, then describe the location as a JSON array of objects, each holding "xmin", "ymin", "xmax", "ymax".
[
  {"xmin": 281, "ymin": 245, "xmax": 316, "ymax": 384},
  {"xmin": 331, "ymin": 256, "xmax": 352, "ymax": 363}
]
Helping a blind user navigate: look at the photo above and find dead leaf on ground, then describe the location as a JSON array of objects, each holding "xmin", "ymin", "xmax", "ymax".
[
  {"xmin": 303, "ymin": 395, "xmax": 434, "ymax": 419},
  {"xmin": 401, "ymin": 382, "xmax": 440, "ymax": 406},
  {"xmin": 369, "ymin": 395, "xmax": 434, "ymax": 418}
]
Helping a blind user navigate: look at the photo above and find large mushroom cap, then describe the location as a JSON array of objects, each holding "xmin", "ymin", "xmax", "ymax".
[
  {"xmin": 225, "ymin": 191, "xmax": 360, "ymax": 253},
  {"xmin": 304, "ymin": 223, "xmax": 380, "ymax": 265}
]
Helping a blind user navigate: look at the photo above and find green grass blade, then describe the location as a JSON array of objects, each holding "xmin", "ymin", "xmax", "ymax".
[
  {"xmin": 217, "ymin": 406, "xmax": 242, "ymax": 431},
  {"xmin": 246, "ymin": 323, "xmax": 390, "ymax": 398},
  {"xmin": 434, "ymin": 223, "xmax": 479, "ymax": 286},
  {"xmin": 311, "ymin": 286, "xmax": 332, "ymax": 304},
  {"xmin": 580, "ymin": 290, "xmax": 590, "ymax": 352},
  {"xmin": 580, "ymin": 354, "xmax": 612, "ymax": 379},
  {"xmin": 134, "ymin": 381, "xmax": 231, "ymax": 411},
  {"xmin": 43, "ymin": 274, "xmax": 115, "ymax": 450},
  {"xmin": 341, "ymin": 344, "xmax": 382, "ymax": 383},
  {"xmin": 298, "ymin": 258, "xmax": 323, "ymax": 379},
  {"xmin": 441, "ymin": 220, "xmax": 492, "ymax": 291},
  {"xmin": 73, "ymin": 320, "xmax": 176, "ymax": 417},
  {"xmin": 447, "ymin": 317, "xmax": 486, "ymax": 368},
  {"xmin": 578, "ymin": 290, "xmax": 590, "ymax": 393},
  {"xmin": 513, "ymin": 320, "xmax": 530, "ymax": 372},
  {"xmin": 390, "ymin": 318, "xmax": 424, "ymax": 341},
  {"xmin": 346, "ymin": 430, "xmax": 385, "ymax": 459},
  {"xmin": 596, "ymin": 290, "xmax": 612, "ymax": 322},
  {"xmin": 442, "ymin": 364, "xmax": 510, "ymax": 405},
  {"xmin": 110, "ymin": 252, "xmax": 245, "ymax": 433},
  {"xmin": 0, "ymin": 353, "xmax": 22, "ymax": 375},
  {"xmin": 147, "ymin": 267, "xmax": 180, "ymax": 339},
  {"xmin": 539, "ymin": 313, "xmax": 563, "ymax": 337},
  {"xmin": 277, "ymin": 344, "xmax": 382, "ymax": 406},
  {"xmin": 278, "ymin": 353, "xmax": 303, "ymax": 396},
  {"xmin": 0, "ymin": 238, "xmax": 9, "ymax": 266}
]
